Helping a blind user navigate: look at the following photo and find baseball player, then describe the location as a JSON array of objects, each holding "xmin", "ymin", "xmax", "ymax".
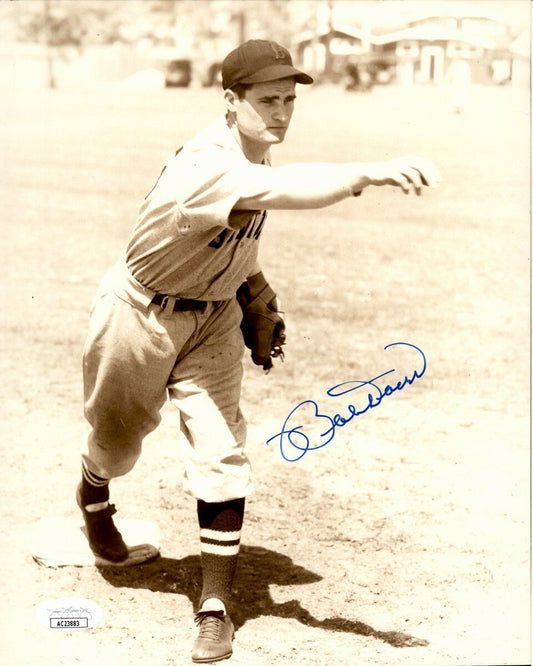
[{"xmin": 77, "ymin": 39, "xmax": 440, "ymax": 663}]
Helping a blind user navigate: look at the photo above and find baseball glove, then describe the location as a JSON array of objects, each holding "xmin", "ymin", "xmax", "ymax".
[{"xmin": 236, "ymin": 272, "xmax": 286, "ymax": 372}]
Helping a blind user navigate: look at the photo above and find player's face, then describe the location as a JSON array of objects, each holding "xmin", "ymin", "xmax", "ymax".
[{"xmin": 230, "ymin": 78, "xmax": 296, "ymax": 147}]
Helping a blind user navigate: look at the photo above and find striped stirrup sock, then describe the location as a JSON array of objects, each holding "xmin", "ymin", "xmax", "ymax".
[
  {"xmin": 197, "ymin": 498, "xmax": 245, "ymax": 611},
  {"xmin": 80, "ymin": 460, "xmax": 110, "ymax": 508}
]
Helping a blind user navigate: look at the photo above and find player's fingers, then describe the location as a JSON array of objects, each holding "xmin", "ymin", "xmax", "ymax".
[
  {"xmin": 398, "ymin": 176, "xmax": 411, "ymax": 194},
  {"xmin": 417, "ymin": 170, "xmax": 429, "ymax": 186},
  {"xmin": 401, "ymin": 167, "xmax": 424, "ymax": 195},
  {"xmin": 410, "ymin": 158, "xmax": 442, "ymax": 188}
]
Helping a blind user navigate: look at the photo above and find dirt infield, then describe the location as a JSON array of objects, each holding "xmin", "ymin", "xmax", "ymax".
[{"xmin": 0, "ymin": 82, "xmax": 530, "ymax": 665}]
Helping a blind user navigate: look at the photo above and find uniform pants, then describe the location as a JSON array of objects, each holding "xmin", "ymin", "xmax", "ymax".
[{"xmin": 82, "ymin": 261, "xmax": 253, "ymax": 503}]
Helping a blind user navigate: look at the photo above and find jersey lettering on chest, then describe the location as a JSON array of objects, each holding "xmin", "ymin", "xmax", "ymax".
[{"xmin": 208, "ymin": 210, "xmax": 267, "ymax": 249}]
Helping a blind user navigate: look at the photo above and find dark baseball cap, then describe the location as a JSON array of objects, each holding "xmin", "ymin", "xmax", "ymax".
[{"xmin": 222, "ymin": 39, "xmax": 313, "ymax": 90}]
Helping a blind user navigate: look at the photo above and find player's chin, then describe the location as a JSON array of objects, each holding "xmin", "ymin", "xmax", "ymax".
[{"xmin": 265, "ymin": 128, "xmax": 288, "ymax": 143}]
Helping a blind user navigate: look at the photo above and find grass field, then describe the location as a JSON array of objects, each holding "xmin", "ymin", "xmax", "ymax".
[{"xmin": 0, "ymin": 81, "xmax": 530, "ymax": 666}]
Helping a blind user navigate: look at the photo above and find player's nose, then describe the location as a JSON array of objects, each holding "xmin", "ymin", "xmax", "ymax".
[{"xmin": 272, "ymin": 104, "xmax": 288, "ymax": 122}]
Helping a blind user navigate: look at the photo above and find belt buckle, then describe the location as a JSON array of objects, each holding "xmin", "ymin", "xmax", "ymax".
[{"xmin": 160, "ymin": 295, "xmax": 178, "ymax": 317}]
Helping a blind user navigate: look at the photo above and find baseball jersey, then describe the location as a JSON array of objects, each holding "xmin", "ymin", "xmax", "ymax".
[{"xmin": 125, "ymin": 117, "xmax": 273, "ymax": 301}]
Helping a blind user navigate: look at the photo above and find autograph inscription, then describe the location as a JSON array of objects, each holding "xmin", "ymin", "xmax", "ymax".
[{"xmin": 266, "ymin": 342, "xmax": 426, "ymax": 462}]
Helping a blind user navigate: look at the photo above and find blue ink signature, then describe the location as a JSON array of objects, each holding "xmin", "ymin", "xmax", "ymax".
[{"xmin": 266, "ymin": 342, "xmax": 426, "ymax": 462}]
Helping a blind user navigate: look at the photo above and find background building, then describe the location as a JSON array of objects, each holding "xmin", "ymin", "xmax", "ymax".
[{"xmin": 295, "ymin": 13, "xmax": 528, "ymax": 88}]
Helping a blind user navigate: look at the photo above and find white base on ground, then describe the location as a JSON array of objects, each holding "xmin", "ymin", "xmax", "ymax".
[{"xmin": 30, "ymin": 517, "xmax": 161, "ymax": 567}]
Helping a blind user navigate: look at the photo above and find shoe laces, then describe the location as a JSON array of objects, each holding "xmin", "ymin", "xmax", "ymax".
[{"xmin": 195, "ymin": 610, "xmax": 225, "ymax": 641}]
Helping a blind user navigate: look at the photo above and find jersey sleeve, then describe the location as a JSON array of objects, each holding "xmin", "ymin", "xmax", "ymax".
[{"xmin": 166, "ymin": 146, "xmax": 272, "ymax": 233}]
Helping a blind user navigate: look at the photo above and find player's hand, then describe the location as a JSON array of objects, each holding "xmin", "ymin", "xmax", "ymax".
[{"xmin": 368, "ymin": 156, "xmax": 441, "ymax": 195}]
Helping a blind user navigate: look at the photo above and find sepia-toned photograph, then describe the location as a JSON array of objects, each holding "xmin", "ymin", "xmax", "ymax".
[{"xmin": 0, "ymin": 1, "xmax": 530, "ymax": 664}]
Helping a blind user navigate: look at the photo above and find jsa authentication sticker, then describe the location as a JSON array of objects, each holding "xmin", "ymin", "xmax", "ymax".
[{"xmin": 36, "ymin": 597, "xmax": 102, "ymax": 631}]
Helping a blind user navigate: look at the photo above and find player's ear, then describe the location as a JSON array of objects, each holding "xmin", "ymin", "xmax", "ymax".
[{"xmin": 224, "ymin": 89, "xmax": 238, "ymax": 114}]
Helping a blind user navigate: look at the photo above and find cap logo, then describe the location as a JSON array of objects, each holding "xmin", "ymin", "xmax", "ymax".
[{"xmin": 270, "ymin": 43, "xmax": 286, "ymax": 60}]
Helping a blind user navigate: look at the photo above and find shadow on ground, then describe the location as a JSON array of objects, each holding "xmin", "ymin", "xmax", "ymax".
[{"xmin": 98, "ymin": 544, "xmax": 428, "ymax": 649}]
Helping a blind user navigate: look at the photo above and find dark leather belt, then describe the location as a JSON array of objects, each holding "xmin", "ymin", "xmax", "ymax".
[{"xmin": 151, "ymin": 293, "xmax": 207, "ymax": 312}]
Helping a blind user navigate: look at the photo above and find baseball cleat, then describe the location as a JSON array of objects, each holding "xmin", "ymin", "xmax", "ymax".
[
  {"xmin": 191, "ymin": 610, "xmax": 235, "ymax": 663},
  {"xmin": 76, "ymin": 484, "xmax": 159, "ymax": 565},
  {"xmin": 93, "ymin": 543, "xmax": 160, "ymax": 567}
]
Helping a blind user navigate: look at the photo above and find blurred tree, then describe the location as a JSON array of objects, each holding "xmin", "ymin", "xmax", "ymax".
[
  {"xmin": 10, "ymin": 0, "xmax": 302, "ymax": 48},
  {"xmin": 42, "ymin": 0, "xmax": 55, "ymax": 88},
  {"xmin": 11, "ymin": 1, "xmax": 157, "ymax": 47},
  {"xmin": 9, "ymin": 0, "xmax": 126, "ymax": 87},
  {"xmin": 5, "ymin": 0, "xmax": 311, "ymax": 87}
]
